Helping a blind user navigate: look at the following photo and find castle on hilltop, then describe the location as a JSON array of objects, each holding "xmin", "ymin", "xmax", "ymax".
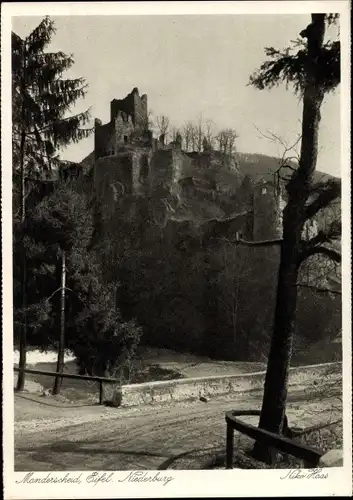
[
  {"xmin": 95, "ymin": 87, "xmax": 151, "ymax": 159},
  {"xmin": 74, "ymin": 88, "xmax": 326, "ymax": 359},
  {"xmin": 92, "ymin": 87, "xmax": 287, "ymax": 241}
]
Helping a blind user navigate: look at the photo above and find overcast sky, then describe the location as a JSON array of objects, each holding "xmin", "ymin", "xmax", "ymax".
[{"xmin": 12, "ymin": 15, "xmax": 340, "ymax": 176}]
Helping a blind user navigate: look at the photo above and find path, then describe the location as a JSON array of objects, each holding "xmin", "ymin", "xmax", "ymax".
[{"xmin": 15, "ymin": 386, "xmax": 341, "ymax": 471}]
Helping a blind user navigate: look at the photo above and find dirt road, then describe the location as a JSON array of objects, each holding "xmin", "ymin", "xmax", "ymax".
[{"xmin": 15, "ymin": 386, "xmax": 341, "ymax": 471}]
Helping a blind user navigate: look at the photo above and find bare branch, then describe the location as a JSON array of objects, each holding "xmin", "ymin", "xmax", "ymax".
[
  {"xmin": 255, "ymin": 126, "xmax": 302, "ymax": 194},
  {"xmin": 300, "ymin": 245, "xmax": 341, "ymax": 263},
  {"xmin": 305, "ymin": 178, "xmax": 341, "ymax": 220},
  {"xmin": 304, "ymin": 220, "xmax": 341, "ymax": 248},
  {"xmin": 299, "ymin": 256, "xmax": 340, "ymax": 287},
  {"xmin": 45, "ymin": 286, "xmax": 79, "ymax": 303},
  {"xmin": 298, "ymin": 217, "xmax": 341, "ymax": 266},
  {"xmin": 156, "ymin": 115, "xmax": 170, "ymax": 138},
  {"xmin": 254, "ymin": 127, "xmax": 301, "ymax": 159}
]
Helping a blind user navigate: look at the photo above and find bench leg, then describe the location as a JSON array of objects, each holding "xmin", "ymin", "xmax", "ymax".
[{"xmin": 226, "ymin": 424, "xmax": 234, "ymax": 469}]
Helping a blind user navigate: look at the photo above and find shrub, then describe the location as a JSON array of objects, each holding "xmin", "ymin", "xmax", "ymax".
[{"xmin": 71, "ymin": 294, "xmax": 142, "ymax": 381}]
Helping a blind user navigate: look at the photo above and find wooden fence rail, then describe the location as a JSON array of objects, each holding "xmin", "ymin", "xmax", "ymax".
[
  {"xmin": 14, "ymin": 367, "xmax": 120, "ymax": 405},
  {"xmin": 225, "ymin": 410, "xmax": 323, "ymax": 469}
]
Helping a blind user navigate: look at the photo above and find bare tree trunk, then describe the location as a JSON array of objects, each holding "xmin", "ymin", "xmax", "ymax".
[
  {"xmin": 16, "ymin": 130, "xmax": 27, "ymax": 391},
  {"xmin": 53, "ymin": 251, "xmax": 66, "ymax": 395},
  {"xmin": 253, "ymin": 241, "xmax": 300, "ymax": 461},
  {"xmin": 253, "ymin": 14, "xmax": 326, "ymax": 463}
]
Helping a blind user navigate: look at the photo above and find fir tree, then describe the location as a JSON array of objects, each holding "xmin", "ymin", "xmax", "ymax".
[
  {"xmin": 12, "ymin": 16, "xmax": 92, "ymax": 390},
  {"xmin": 248, "ymin": 14, "xmax": 341, "ymax": 462},
  {"xmin": 19, "ymin": 180, "xmax": 142, "ymax": 395}
]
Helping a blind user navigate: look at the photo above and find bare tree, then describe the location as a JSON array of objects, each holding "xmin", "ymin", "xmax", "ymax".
[
  {"xmin": 170, "ymin": 126, "xmax": 180, "ymax": 142},
  {"xmin": 194, "ymin": 115, "xmax": 205, "ymax": 152},
  {"xmin": 182, "ymin": 121, "xmax": 194, "ymax": 152},
  {"xmin": 215, "ymin": 128, "xmax": 239, "ymax": 169},
  {"xmin": 156, "ymin": 115, "xmax": 170, "ymax": 142},
  {"xmin": 204, "ymin": 119, "xmax": 216, "ymax": 150},
  {"xmin": 215, "ymin": 128, "xmax": 239, "ymax": 156}
]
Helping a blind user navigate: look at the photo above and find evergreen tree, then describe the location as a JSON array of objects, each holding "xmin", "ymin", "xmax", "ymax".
[
  {"xmin": 12, "ymin": 16, "xmax": 92, "ymax": 390},
  {"xmin": 19, "ymin": 180, "xmax": 142, "ymax": 394},
  {"xmin": 25, "ymin": 180, "xmax": 94, "ymax": 394},
  {"xmin": 249, "ymin": 14, "xmax": 341, "ymax": 462}
]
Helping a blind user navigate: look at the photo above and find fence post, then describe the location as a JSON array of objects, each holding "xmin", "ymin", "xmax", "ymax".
[
  {"xmin": 226, "ymin": 422, "xmax": 234, "ymax": 469},
  {"xmin": 99, "ymin": 381, "xmax": 103, "ymax": 405}
]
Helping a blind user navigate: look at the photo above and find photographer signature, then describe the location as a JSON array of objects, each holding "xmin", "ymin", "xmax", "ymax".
[{"xmin": 281, "ymin": 468, "xmax": 328, "ymax": 480}]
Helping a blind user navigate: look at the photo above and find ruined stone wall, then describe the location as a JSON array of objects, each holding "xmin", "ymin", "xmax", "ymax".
[
  {"xmin": 95, "ymin": 88, "xmax": 150, "ymax": 161},
  {"xmin": 131, "ymin": 149, "xmax": 152, "ymax": 195},
  {"xmin": 149, "ymin": 149, "xmax": 193, "ymax": 189},
  {"xmin": 94, "ymin": 153, "xmax": 135, "ymax": 217},
  {"xmin": 91, "ymin": 89, "xmax": 339, "ymax": 361},
  {"xmin": 137, "ymin": 93, "xmax": 148, "ymax": 131},
  {"xmin": 110, "ymin": 87, "xmax": 147, "ymax": 131},
  {"xmin": 253, "ymin": 182, "xmax": 283, "ymax": 241},
  {"xmin": 114, "ymin": 114, "xmax": 134, "ymax": 145},
  {"xmin": 94, "ymin": 119, "xmax": 116, "ymax": 160},
  {"xmin": 202, "ymin": 212, "xmax": 254, "ymax": 244},
  {"xmin": 94, "ymin": 156, "xmax": 339, "ymax": 360},
  {"xmin": 95, "ymin": 115, "xmax": 135, "ymax": 160},
  {"xmin": 186, "ymin": 151, "xmax": 221, "ymax": 170},
  {"xmin": 149, "ymin": 150, "xmax": 175, "ymax": 191},
  {"xmin": 172, "ymin": 149, "xmax": 194, "ymax": 181}
]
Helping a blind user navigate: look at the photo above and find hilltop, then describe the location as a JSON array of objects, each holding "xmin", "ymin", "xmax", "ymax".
[
  {"xmin": 78, "ymin": 149, "xmax": 339, "ymax": 226},
  {"xmin": 80, "ymin": 149, "xmax": 338, "ymax": 184}
]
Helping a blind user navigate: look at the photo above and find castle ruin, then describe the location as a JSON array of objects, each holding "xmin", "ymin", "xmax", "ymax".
[
  {"xmin": 93, "ymin": 87, "xmax": 284, "ymax": 242},
  {"xmin": 85, "ymin": 88, "xmax": 333, "ymax": 360}
]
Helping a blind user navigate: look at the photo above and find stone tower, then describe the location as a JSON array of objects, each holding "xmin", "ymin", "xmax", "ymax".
[
  {"xmin": 110, "ymin": 87, "xmax": 148, "ymax": 133},
  {"xmin": 94, "ymin": 88, "xmax": 149, "ymax": 160},
  {"xmin": 253, "ymin": 180, "xmax": 284, "ymax": 241}
]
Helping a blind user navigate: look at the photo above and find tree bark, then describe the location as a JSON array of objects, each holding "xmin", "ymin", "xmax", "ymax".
[
  {"xmin": 16, "ymin": 129, "xmax": 27, "ymax": 392},
  {"xmin": 53, "ymin": 251, "xmax": 66, "ymax": 395},
  {"xmin": 16, "ymin": 38, "xmax": 28, "ymax": 391},
  {"xmin": 253, "ymin": 14, "xmax": 327, "ymax": 463},
  {"xmin": 253, "ymin": 240, "xmax": 300, "ymax": 462}
]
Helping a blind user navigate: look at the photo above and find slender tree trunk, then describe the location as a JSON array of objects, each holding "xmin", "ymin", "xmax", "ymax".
[
  {"xmin": 16, "ymin": 39, "xmax": 28, "ymax": 391},
  {"xmin": 253, "ymin": 240, "xmax": 300, "ymax": 462},
  {"xmin": 16, "ymin": 130, "xmax": 27, "ymax": 391},
  {"xmin": 253, "ymin": 14, "xmax": 326, "ymax": 463},
  {"xmin": 53, "ymin": 251, "xmax": 66, "ymax": 395}
]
